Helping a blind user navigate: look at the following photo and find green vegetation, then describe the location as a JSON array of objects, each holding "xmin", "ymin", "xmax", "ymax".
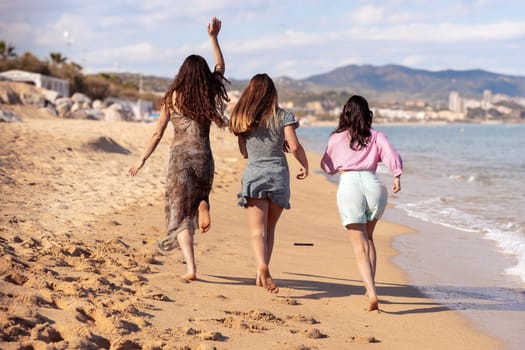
[{"xmin": 0, "ymin": 41, "xmax": 160, "ymax": 104}]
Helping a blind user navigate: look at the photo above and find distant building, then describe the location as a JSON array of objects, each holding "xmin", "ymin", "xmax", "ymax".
[
  {"xmin": 0, "ymin": 69, "xmax": 69, "ymax": 97},
  {"xmin": 482, "ymin": 89, "xmax": 492, "ymax": 109},
  {"xmin": 449, "ymin": 91, "xmax": 461, "ymax": 112}
]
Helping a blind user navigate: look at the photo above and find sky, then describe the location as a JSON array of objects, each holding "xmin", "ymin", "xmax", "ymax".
[{"xmin": 1, "ymin": 0, "xmax": 525, "ymax": 80}]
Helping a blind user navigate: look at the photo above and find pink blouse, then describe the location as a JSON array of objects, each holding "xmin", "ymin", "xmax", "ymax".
[{"xmin": 321, "ymin": 129, "xmax": 403, "ymax": 176}]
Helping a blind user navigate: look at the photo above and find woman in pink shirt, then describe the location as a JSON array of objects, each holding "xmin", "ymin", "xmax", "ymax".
[{"xmin": 321, "ymin": 95, "xmax": 402, "ymax": 311}]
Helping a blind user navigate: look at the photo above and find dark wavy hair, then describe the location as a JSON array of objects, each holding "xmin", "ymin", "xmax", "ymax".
[
  {"xmin": 162, "ymin": 54, "xmax": 229, "ymax": 127},
  {"xmin": 333, "ymin": 95, "xmax": 373, "ymax": 151}
]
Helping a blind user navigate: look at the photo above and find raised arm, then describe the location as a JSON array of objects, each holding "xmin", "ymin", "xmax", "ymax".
[
  {"xmin": 284, "ymin": 125, "xmax": 309, "ymax": 179},
  {"xmin": 128, "ymin": 106, "xmax": 170, "ymax": 176},
  {"xmin": 208, "ymin": 17, "xmax": 225, "ymax": 75}
]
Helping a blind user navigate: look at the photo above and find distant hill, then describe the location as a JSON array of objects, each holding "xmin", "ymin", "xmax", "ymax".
[
  {"xmin": 302, "ymin": 64, "xmax": 525, "ymax": 104},
  {"xmin": 109, "ymin": 64, "xmax": 525, "ymax": 107}
]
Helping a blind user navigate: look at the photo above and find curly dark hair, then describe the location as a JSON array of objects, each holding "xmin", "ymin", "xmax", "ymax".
[
  {"xmin": 333, "ymin": 95, "xmax": 373, "ymax": 151},
  {"xmin": 162, "ymin": 54, "xmax": 229, "ymax": 127}
]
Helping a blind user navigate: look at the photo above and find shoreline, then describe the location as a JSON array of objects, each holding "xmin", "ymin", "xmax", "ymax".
[
  {"xmin": 384, "ymin": 207, "xmax": 525, "ymax": 350},
  {"xmin": 0, "ymin": 116, "xmax": 503, "ymax": 349},
  {"xmin": 303, "ymin": 119, "xmax": 525, "ymax": 127}
]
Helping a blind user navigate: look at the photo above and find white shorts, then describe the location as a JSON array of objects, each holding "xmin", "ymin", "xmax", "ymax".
[{"xmin": 336, "ymin": 171, "xmax": 387, "ymax": 227}]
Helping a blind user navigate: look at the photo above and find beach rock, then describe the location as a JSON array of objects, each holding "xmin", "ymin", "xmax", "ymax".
[
  {"xmin": 0, "ymin": 89, "xmax": 21, "ymax": 104},
  {"xmin": 56, "ymin": 104, "xmax": 71, "ymax": 118},
  {"xmin": 71, "ymin": 101, "xmax": 82, "ymax": 113},
  {"xmin": 92, "ymin": 99, "xmax": 104, "ymax": 109},
  {"xmin": 41, "ymin": 88, "xmax": 61, "ymax": 104},
  {"xmin": 0, "ymin": 109, "xmax": 23, "ymax": 122},
  {"xmin": 55, "ymin": 97, "xmax": 72, "ymax": 118},
  {"xmin": 103, "ymin": 102, "xmax": 135, "ymax": 121},
  {"xmin": 84, "ymin": 108, "xmax": 106, "ymax": 120},
  {"xmin": 71, "ymin": 92, "xmax": 91, "ymax": 104},
  {"xmin": 55, "ymin": 96, "xmax": 72, "ymax": 106},
  {"xmin": 103, "ymin": 105, "xmax": 123, "ymax": 122},
  {"xmin": 104, "ymin": 99, "xmax": 135, "ymax": 121},
  {"xmin": 20, "ymin": 91, "xmax": 46, "ymax": 107}
]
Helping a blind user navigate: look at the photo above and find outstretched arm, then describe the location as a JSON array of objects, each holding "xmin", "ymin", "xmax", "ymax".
[
  {"xmin": 208, "ymin": 17, "xmax": 225, "ymax": 75},
  {"xmin": 128, "ymin": 106, "xmax": 170, "ymax": 176},
  {"xmin": 284, "ymin": 125, "xmax": 309, "ymax": 179}
]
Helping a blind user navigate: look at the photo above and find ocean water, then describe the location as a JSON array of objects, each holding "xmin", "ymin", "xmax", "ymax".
[{"xmin": 297, "ymin": 123, "xmax": 525, "ymax": 284}]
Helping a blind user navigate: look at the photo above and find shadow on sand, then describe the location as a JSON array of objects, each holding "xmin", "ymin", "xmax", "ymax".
[{"xmin": 204, "ymin": 271, "xmax": 525, "ymax": 315}]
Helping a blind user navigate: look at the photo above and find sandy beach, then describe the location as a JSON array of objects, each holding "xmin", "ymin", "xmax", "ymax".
[{"xmin": 0, "ymin": 106, "xmax": 502, "ymax": 349}]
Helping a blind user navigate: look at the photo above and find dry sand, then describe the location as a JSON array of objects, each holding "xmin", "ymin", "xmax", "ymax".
[{"xmin": 0, "ymin": 105, "xmax": 501, "ymax": 349}]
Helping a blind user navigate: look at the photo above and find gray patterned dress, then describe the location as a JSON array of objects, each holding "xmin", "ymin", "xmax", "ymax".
[
  {"xmin": 238, "ymin": 108, "xmax": 298, "ymax": 209},
  {"xmin": 158, "ymin": 111, "xmax": 214, "ymax": 251}
]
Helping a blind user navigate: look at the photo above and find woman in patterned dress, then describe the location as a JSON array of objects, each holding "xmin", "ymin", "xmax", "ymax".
[
  {"xmin": 229, "ymin": 74, "xmax": 309, "ymax": 293},
  {"xmin": 129, "ymin": 17, "xmax": 229, "ymax": 281}
]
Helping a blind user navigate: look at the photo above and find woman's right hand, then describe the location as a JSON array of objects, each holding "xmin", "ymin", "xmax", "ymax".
[
  {"xmin": 208, "ymin": 17, "xmax": 221, "ymax": 37},
  {"xmin": 128, "ymin": 159, "xmax": 145, "ymax": 177},
  {"xmin": 296, "ymin": 167, "xmax": 309, "ymax": 180}
]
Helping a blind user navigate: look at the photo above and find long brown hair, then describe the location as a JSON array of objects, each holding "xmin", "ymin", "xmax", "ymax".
[
  {"xmin": 162, "ymin": 54, "xmax": 229, "ymax": 127},
  {"xmin": 229, "ymin": 73, "xmax": 278, "ymax": 135},
  {"xmin": 333, "ymin": 95, "xmax": 373, "ymax": 151}
]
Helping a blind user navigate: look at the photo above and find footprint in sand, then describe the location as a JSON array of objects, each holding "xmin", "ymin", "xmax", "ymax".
[
  {"xmin": 302, "ymin": 328, "xmax": 327, "ymax": 339},
  {"xmin": 137, "ymin": 285, "xmax": 172, "ymax": 301},
  {"xmin": 273, "ymin": 297, "xmax": 301, "ymax": 305},
  {"xmin": 352, "ymin": 335, "xmax": 378, "ymax": 343},
  {"xmin": 30, "ymin": 323, "xmax": 64, "ymax": 343},
  {"xmin": 286, "ymin": 314, "xmax": 319, "ymax": 324}
]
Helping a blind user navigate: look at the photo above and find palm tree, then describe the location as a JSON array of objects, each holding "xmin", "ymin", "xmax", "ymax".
[
  {"xmin": 49, "ymin": 52, "xmax": 67, "ymax": 65},
  {"xmin": 0, "ymin": 41, "xmax": 17, "ymax": 59}
]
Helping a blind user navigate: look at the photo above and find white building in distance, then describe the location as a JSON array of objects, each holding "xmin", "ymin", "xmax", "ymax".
[{"xmin": 0, "ymin": 70, "xmax": 69, "ymax": 97}]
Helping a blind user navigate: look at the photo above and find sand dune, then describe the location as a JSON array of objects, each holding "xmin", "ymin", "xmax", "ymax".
[{"xmin": 0, "ymin": 108, "xmax": 500, "ymax": 349}]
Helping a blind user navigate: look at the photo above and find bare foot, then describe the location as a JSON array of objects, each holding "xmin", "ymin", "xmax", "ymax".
[
  {"xmin": 367, "ymin": 296, "xmax": 379, "ymax": 312},
  {"xmin": 197, "ymin": 200, "xmax": 211, "ymax": 233},
  {"xmin": 258, "ymin": 264, "xmax": 279, "ymax": 294},
  {"xmin": 180, "ymin": 272, "xmax": 197, "ymax": 281},
  {"xmin": 255, "ymin": 273, "xmax": 262, "ymax": 287}
]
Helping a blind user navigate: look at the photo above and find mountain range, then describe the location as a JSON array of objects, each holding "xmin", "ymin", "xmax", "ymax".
[
  {"xmin": 299, "ymin": 64, "xmax": 525, "ymax": 104},
  {"xmin": 121, "ymin": 64, "xmax": 525, "ymax": 106}
]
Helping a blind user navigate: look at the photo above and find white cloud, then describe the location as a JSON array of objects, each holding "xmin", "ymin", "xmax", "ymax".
[
  {"xmin": 401, "ymin": 55, "xmax": 427, "ymax": 67},
  {"xmin": 0, "ymin": 22, "xmax": 33, "ymax": 44},
  {"xmin": 362, "ymin": 21, "xmax": 525, "ymax": 42},
  {"xmin": 349, "ymin": 5, "xmax": 385, "ymax": 25}
]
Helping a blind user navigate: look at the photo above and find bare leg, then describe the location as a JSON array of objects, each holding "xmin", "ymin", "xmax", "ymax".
[
  {"xmin": 265, "ymin": 201, "xmax": 284, "ymax": 265},
  {"xmin": 197, "ymin": 200, "xmax": 211, "ymax": 233},
  {"xmin": 177, "ymin": 229, "xmax": 197, "ymax": 280},
  {"xmin": 366, "ymin": 219, "xmax": 378, "ymax": 280},
  {"xmin": 346, "ymin": 223, "xmax": 378, "ymax": 311},
  {"xmin": 246, "ymin": 199, "xmax": 279, "ymax": 293}
]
